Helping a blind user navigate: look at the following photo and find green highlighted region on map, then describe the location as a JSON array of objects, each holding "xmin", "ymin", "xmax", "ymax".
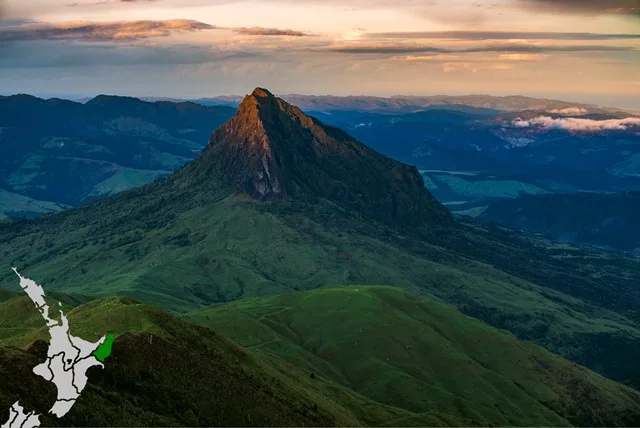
[{"xmin": 93, "ymin": 334, "xmax": 116, "ymax": 363}]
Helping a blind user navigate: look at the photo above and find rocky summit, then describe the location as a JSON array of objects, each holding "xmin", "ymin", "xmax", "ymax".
[{"xmin": 194, "ymin": 88, "xmax": 451, "ymax": 227}]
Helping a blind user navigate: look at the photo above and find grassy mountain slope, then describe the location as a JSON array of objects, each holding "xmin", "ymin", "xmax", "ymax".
[
  {"xmin": 3, "ymin": 288, "xmax": 640, "ymax": 427},
  {"xmin": 1, "ymin": 89, "xmax": 640, "ymax": 391},
  {"xmin": 185, "ymin": 286, "xmax": 640, "ymax": 426},
  {"xmin": 0, "ymin": 295, "xmax": 476, "ymax": 427}
]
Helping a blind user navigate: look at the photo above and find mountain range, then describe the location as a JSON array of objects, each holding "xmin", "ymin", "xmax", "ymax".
[
  {"xmin": 2, "ymin": 88, "xmax": 640, "ymax": 427},
  {"xmin": 0, "ymin": 94, "xmax": 234, "ymax": 217},
  {"xmin": 161, "ymin": 93, "xmax": 629, "ymax": 115},
  {"xmin": 466, "ymin": 191, "xmax": 640, "ymax": 253},
  {"xmin": 3, "ymin": 92, "xmax": 639, "ymax": 226}
]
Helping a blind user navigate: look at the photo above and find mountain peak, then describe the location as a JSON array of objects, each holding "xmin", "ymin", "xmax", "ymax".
[
  {"xmin": 251, "ymin": 87, "xmax": 275, "ymax": 98},
  {"xmin": 195, "ymin": 88, "xmax": 452, "ymax": 227}
]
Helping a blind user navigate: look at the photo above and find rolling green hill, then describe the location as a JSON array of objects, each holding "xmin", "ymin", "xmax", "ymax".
[
  {"xmin": 0, "ymin": 296, "xmax": 364, "ymax": 427},
  {"xmin": 3, "ymin": 288, "xmax": 640, "ymax": 427},
  {"xmin": 1, "ymin": 88, "xmax": 640, "ymax": 395},
  {"xmin": 185, "ymin": 286, "xmax": 640, "ymax": 426}
]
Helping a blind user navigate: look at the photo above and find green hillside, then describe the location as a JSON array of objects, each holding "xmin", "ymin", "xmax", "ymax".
[
  {"xmin": 0, "ymin": 189, "xmax": 68, "ymax": 219},
  {"xmin": 3, "ymin": 289, "xmax": 640, "ymax": 427},
  {"xmin": 0, "ymin": 295, "xmax": 471, "ymax": 427},
  {"xmin": 185, "ymin": 286, "xmax": 640, "ymax": 427}
]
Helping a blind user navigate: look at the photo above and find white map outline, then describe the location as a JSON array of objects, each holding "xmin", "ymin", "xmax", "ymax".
[{"xmin": 2, "ymin": 269, "xmax": 108, "ymax": 428}]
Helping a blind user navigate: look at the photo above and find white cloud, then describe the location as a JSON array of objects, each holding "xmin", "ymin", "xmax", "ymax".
[
  {"xmin": 512, "ymin": 116, "xmax": 640, "ymax": 131},
  {"xmin": 548, "ymin": 107, "xmax": 587, "ymax": 115}
]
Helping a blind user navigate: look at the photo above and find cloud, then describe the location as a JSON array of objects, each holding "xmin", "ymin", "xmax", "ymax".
[
  {"xmin": 66, "ymin": 0, "xmax": 158, "ymax": 4},
  {"xmin": 516, "ymin": 0, "xmax": 640, "ymax": 17},
  {"xmin": 232, "ymin": 27, "xmax": 311, "ymax": 37},
  {"xmin": 0, "ymin": 18, "xmax": 38, "ymax": 27},
  {"xmin": 327, "ymin": 43, "xmax": 635, "ymax": 55},
  {"xmin": 0, "ymin": 40, "xmax": 258, "ymax": 68},
  {"xmin": 513, "ymin": 116, "xmax": 640, "ymax": 132},
  {"xmin": 364, "ymin": 31, "xmax": 640, "ymax": 41},
  {"xmin": 499, "ymin": 53, "xmax": 547, "ymax": 61},
  {"xmin": 0, "ymin": 19, "xmax": 214, "ymax": 42},
  {"xmin": 548, "ymin": 107, "xmax": 588, "ymax": 115},
  {"xmin": 329, "ymin": 45, "xmax": 449, "ymax": 54}
]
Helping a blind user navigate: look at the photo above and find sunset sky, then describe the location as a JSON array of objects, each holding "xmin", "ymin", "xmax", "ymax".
[{"xmin": 0, "ymin": 0, "xmax": 639, "ymax": 109}]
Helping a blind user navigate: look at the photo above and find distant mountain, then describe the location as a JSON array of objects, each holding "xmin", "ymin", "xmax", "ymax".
[
  {"xmin": 3, "ymin": 92, "xmax": 639, "ymax": 217},
  {"xmin": 311, "ymin": 108, "xmax": 640, "ymax": 204},
  {"xmin": 194, "ymin": 93, "xmax": 624, "ymax": 115},
  {"xmin": 3, "ymin": 88, "xmax": 640, "ymax": 394},
  {"xmin": 468, "ymin": 191, "xmax": 640, "ymax": 252},
  {"xmin": 0, "ymin": 94, "xmax": 235, "ymax": 214}
]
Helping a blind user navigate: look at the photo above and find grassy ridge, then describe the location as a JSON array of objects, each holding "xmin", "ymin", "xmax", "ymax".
[
  {"xmin": 0, "ymin": 295, "xmax": 473, "ymax": 427},
  {"xmin": 3, "ymin": 289, "xmax": 640, "ymax": 426},
  {"xmin": 2, "ymin": 195, "xmax": 640, "ymax": 389},
  {"xmin": 185, "ymin": 286, "xmax": 640, "ymax": 427}
]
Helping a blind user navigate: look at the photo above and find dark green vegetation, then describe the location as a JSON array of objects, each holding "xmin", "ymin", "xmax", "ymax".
[
  {"xmin": 0, "ymin": 94, "xmax": 234, "ymax": 214},
  {"xmin": 93, "ymin": 334, "xmax": 116, "ymax": 362},
  {"xmin": 2, "ymin": 289, "xmax": 640, "ymax": 426},
  {"xmin": 1, "ymin": 89, "xmax": 640, "ymax": 426},
  {"xmin": 464, "ymin": 191, "xmax": 640, "ymax": 253},
  {"xmin": 0, "ymin": 297, "xmax": 361, "ymax": 427}
]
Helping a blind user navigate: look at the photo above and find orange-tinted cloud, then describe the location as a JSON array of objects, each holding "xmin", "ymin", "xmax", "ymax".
[{"xmin": 0, "ymin": 19, "xmax": 214, "ymax": 42}]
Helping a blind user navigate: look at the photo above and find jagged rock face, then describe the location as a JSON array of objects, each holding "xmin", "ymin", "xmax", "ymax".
[
  {"xmin": 207, "ymin": 89, "xmax": 286, "ymax": 199},
  {"xmin": 200, "ymin": 88, "xmax": 452, "ymax": 227}
]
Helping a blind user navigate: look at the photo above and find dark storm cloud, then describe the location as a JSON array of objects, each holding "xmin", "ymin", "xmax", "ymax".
[
  {"xmin": 0, "ymin": 19, "xmax": 214, "ymax": 42},
  {"xmin": 365, "ymin": 31, "xmax": 640, "ymax": 40},
  {"xmin": 517, "ymin": 0, "xmax": 640, "ymax": 17}
]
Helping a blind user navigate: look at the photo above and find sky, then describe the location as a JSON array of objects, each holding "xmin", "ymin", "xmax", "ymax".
[{"xmin": 0, "ymin": 0, "xmax": 639, "ymax": 109}]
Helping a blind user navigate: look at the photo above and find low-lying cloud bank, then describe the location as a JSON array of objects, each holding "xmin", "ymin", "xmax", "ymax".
[
  {"xmin": 548, "ymin": 107, "xmax": 588, "ymax": 115},
  {"xmin": 513, "ymin": 116, "xmax": 640, "ymax": 132}
]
